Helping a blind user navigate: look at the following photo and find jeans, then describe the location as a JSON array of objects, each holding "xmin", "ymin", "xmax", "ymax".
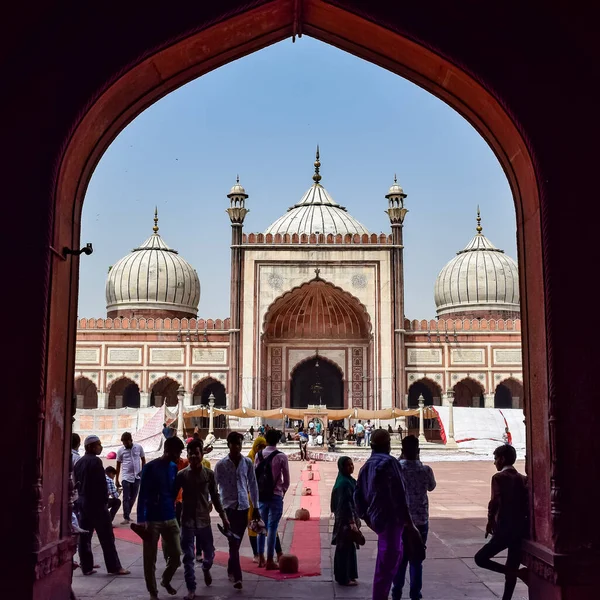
[
  {"xmin": 122, "ymin": 479, "xmax": 140, "ymax": 521},
  {"xmin": 392, "ymin": 523, "xmax": 429, "ymax": 600},
  {"xmin": 225, "ymin": 508, "xmax": 249, "ymax": 582},
  {"xmin": 249, "ymin": 532, "xmax": 282, "ymax": 556},
  {"xmin": 77, "ymin": 505, "xmax": 122, "ymax": 574},
  {"xmin": 474, "ymin": 534, "xmax": 522, "ymax": 600},
  {"xmin": 181, "ymin": 525, "xmax": 214, "ymax": 592},
  {"xmin": 258, "ymin": 495, "xmax": 284, "ymax": 560},
  {"xmin": 365, "ymin": 431, "xmax": 372, "ymax": 446},
  {"xmin": 142, "ymin": 519, "xmax": 181, "ymax": 597},
  {"xmin": 373, "ymin": 524, "xmax": 404, "ymax": 600},
  {"xmin": 107, "ymin": 497, "xmax": 121, "ymax": 522}
]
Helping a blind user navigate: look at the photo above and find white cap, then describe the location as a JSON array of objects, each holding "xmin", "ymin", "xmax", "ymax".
[{"xmin": 84, "ymin": 434, "xmax": 100, "ymax": 446}]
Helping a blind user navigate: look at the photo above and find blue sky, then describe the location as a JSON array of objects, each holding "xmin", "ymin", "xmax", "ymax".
[{"xmin": 79, "ymin": 37, "xmax": 516, "ymax": 320}]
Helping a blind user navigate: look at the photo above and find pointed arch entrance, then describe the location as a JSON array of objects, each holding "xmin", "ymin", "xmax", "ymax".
[
  {"xmin": 290, "ymin": 356, "xmax": 344, "ymax": 409},
  {"xmin": 453, "ymin": 377, "xmax": 485, "ymax": 408},
  {"xmin": 107, "ymin": 377, "xmax": 140, "ymax": 409},
  {"xmin": 150, "ymin": 377, "xmax": 179, "ymax": 407},
  {"xmin": 74, "ymin": 377, "xmax": 98, "ymax": 409},
  {"xmin": 408, "ymin": 378, "xmax": 443, "ymax": 408},
  {"xmin": 495, "ymin": 378, "xmax": 524, "ymax": 409}
]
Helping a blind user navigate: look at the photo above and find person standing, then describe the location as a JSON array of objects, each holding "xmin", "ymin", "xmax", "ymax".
[
  {"xmin": 214, "ymin": 431, "xmax": 260, "ymax": 590},
  {"xmin": 115, "ymin": 431, "xmax": 145, "ymax": 524},
  {"xmin": 133, "ymin": 436, "xmax": 184, "ymax": 600},
  {"xmin": 255, "ymin": 428, "xmax": 290, "ymax": 569},
  {"xmin": 298, "ymin": 430, "xmax": 309, "ymax": 461},
  {"xmin": 354, "ymin": 429, "xmax": 419, "ymax": 600},
  {"xmin": 249, "ymin": 425, "xmax": 255, "ymax": 439},
  {"xmin": 474, "ymin": 444, "xmax": 529, "ymax": 600},
  {"xmin": 175, "ymin": 439, "xmax": 229, "ymax": 600},
  {"xmin": 391, "ymin": 435, "xmax": 436, "ymax": 600},
  {"xmin": 73, "ymin": 435, "xmax": 130, "ymax": 576},
  {"xmin": 364, "ymin": 420, "xmax": 373, "ymax": 446},
  {"xmin": 331, "ymin": 456, "xmax": 361, "ymax": 586},
  {"xmin": 355, "ymin": 420, "xmax": 365, "ymax": 446},
  {"xmin": 105, "ymin": 466, "xmax": 122, "ymax": 523}
]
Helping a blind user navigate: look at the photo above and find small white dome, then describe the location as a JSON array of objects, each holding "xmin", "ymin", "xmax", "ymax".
[
  {"xmin": 228, "ymin": 176, "xmax": 248, "ymax": 198},
  {"xmin": 265, "ymin": 149, "xmax": 368, "ymax": 237},
  {"xmin": 385, "ymin": 175, "xmax": 406, "ymax": 198},
  {"xmin": 106, "ymin": 213, "xmax": 200, "ymax": 317},
  {"xmin": 434, "ymin": 215, "xmax": 519, "ymax": 317}
]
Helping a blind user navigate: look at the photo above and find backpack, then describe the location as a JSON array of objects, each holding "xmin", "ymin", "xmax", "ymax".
[{"xmin": 255, "ymin": 450, "xmax": 281, "ymax": 502}]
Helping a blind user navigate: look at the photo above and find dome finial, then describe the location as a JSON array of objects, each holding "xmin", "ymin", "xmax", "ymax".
[
  {"xmin": 476, "ymin": 205, "xmax": 483, "ymax": 234},
  {"xmin": 153, "ymin": 206, "xmax": 159, "ymax": 234},
  {"xmin": 394, "ymin": 173, "xmax": 398, "ymax": 184},
  {"xmin": 236, "ymin": 174, "xmax": 240, "ymax": 184},
  {"xmin": 313, "ymin": 145, "xmax": 322, "ymax": 184}
]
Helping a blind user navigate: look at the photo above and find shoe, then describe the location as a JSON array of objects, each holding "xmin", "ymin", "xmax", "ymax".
[
  {"xmin": 203, "ymin": 569, "xmax": 212, "ymax": 586},
  {"xmin": 233, "ymin": 581, "xmax": 243, "ymax": 589},
  {"xmin": 252, "ymin": 555, "xmax": 259, "ymax": 563},
  {"xmin": 108, "ymin": 568, "xmax": 130, "ymax": 575},
  {"xmin": 160, "ymin": 580, "xmax": 177, "ymax": 596},
  {"xmin": 82, "ymin": 569, "xmax": 97, "ymax": 576},
  {"xmin": 257, "ymin": 555, "xmax": 266, "ymax": 568},
  {"xmin": 265, "ymin": 559, "xmax": 279, "ymax": 571},
  {"xmin": 184, "ymin": 592, "xmax": 195, "ymax": 600},
  {"xmin": 195, "ymin": 555, "xmax": 203, "ymax": 563},
  {"xmin": 120, "ymin": 519, "xmax": 130, "ymax": 525}
]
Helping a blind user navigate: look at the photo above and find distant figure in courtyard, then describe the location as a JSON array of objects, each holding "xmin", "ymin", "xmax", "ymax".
[
  {"xmin": 355, "ymin": 420, "xmax": 365, "ymax": 446},
  {"xmin": 331, "ymin": 456, "xmax": 361, "ymax": 587},
  {"xmin": 74, "ymin": 435, "xmax": 130, "ymax": 577},
  {"xmin": 391, "ymin": 435, "xmax": 436, "ymax": 600},
  {"xmin": 474, "ymin": 444, "xmax": 528, "ymax": 600},
  {"xmin": 175, "ymin": 439, "xmax": 228, "ymax": 600},
  {"xmin": 502, "ymin": 426, "xmax": 513, "ymax": 446},
  {"xmin": 134, "ymin": 436, "xmax": 184, "ymax": 600},
  {"xmin": 116, "ymin": 431, "xmax": 145, "ymax": 524},
  {"xmin": 397, "ymin": 424, "xmax": 404, "ymax": 440},
  {"xmin": 364, "ymin": 420, "xmax": 373, "ymax": 446},
  {"xmin": 354, "ymin": 429, "xmax": 419, "ymax": 600},
  {"xmin": 249, "ymin": 425, "xmax": 255, "ymax": 439},
  {"xmin": 104, "ymin": 466, "xmax": 121, "ymax": 523},
  {"xmin": 255, "ymin": 428, "xmax": 290, "ymax": 569},
  {"xmin": 214, "ymin": 432, "xmax": 260, "ymax": 590},
  {"xmin": 298, "ymin": 430, "xmax": 309, "ymax": 460}
]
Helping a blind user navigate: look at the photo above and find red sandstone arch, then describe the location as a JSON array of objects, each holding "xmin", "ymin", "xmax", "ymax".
[
  {"xmin": 74, "ymin": 376, "xmax": 98, "ymax": 409},
  {"xmin": 192, "ymin": 376, "xmax": 227, "ymax": 407},
  {"xmin": 150, "ymin": 376, "xmax": 181, "ymax": 407},
  {"xmin": 107, "ymin": 376, "xmax": 140, "ymax": 409},
  {"xmin": 453, "ymin": 377, "xmax": 485, "ymax": 408},
  {"xmin": 495, "ymin": 377, "xmax": 525, "ymax": 409},
  {"xmin": 263, "ymin": 279, "xmax": 371, "ymax": 340},
  {"xmin": 408, "ymin": 377, "xmax": 442, "ymax": 407}
]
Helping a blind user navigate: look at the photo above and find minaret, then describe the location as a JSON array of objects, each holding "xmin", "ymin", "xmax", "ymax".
[
  {"xmin": 226, "ymin": 177, "xmax": 249, "ymax": 410},
  {"xmin": 385, "ymin": 175, "xmax": 409, "ymax": 409}
]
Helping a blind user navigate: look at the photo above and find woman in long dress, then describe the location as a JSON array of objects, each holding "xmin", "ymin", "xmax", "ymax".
[{"xmin": 331, "ymin": 456, "xmax": 360, "ymax": 586}]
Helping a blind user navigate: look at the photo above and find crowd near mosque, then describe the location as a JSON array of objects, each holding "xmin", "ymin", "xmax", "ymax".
[{"xmin": 71, "ymin": 427, "xmax": 529, "ymax": 600}]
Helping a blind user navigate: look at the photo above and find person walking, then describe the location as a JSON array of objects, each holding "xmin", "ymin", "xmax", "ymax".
[
  {"xmin": 354, "ymin": 429, "xmax": 419, "ymax": 600},
  {"xmin": 391, "ymin": 435, "xmax": 436, "ymax": 600},
  {"xmin": 331, "ymin": 456, "xmax": 361, "ymax": 587},
  {"xmin": 364, "ymin": 420, "xmax": 373, "ymax": 446},
  {"xmin": 247, "ymin": 436, "xmax": 283, "ymax": 562},
  {"xmin": 249, "ymin": 425, "xmax": 255, "ymax": 439},
  {"xmin": 175, "ymin": 439, "xmax": 228, "ymax": 600},
  {"xmin": 73, "ymin": 435, "xmax": 130, "ymax": 576},
  {"xmin": 214, "ymin": 431, "xmax": 260, "ymax": 590},
  {"xmin": 115, "ymin": 431, "xmax": 145, "ymax": 524},
  {"xmin": 474, "ymin": 444, "xmax": 529, "ymax": 600},
  {"xmin": 255, "ymin": 428, "xmax": 290, "ymax": 570},
  {"xmin": 354, "ymin": 420, "xmax": 365, "ymax": 446},
  {"xmin": 133, "ymin": 436, "xmax": 184, "ymax": 600},
  {"xmin": 298, "ymin": 430, "xmax": 309, "ymax": 461},
  {"xmin": 105, "ymin": 466, "xmax": 122, "ymax": 523}
]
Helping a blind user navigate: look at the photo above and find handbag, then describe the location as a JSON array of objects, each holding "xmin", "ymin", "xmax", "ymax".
[
  {"xmin": 342, "ymin": 524, "xmax": 366, "ymax": 546},
  {"xmin": 402, "ymin": 525, "xmax": 426, "ymax": 562}
]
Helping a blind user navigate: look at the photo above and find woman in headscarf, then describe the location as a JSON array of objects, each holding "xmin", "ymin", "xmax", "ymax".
[
  {"xmin": 331, "ymin": 456, "xmax": 360, "ymax": 586},
  {"xmin": 247, "ymin": 436, "xmax": 283, "ymax": 562}
]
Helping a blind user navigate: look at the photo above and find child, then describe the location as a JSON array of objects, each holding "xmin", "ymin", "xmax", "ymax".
[
  {"xmin": 474, "ymin": 444, "xmax": 528, "ymax": 600},
  {"xmin": 105, "ymin": 466, "xmax": 121, "ymax": 523}
]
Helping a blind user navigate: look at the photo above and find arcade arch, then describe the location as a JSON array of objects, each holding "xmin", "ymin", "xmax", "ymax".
[
  {"xmin": 453, "ymin": 377, "xmax": 485, "ymax": 408},
  {"xmin": 407, "ymin": 378, "xmax": 442, "ymax": 408},
  {"xmin": 192, "ymin": 377, "xmax": 227, "ymax": 408},
  {"xmin": 74, "ymin": 377, "xmax": 98, "ymax": 409},
  {"xmin": 107, "ymin": 377, "xmax": 140, "ymax": 409},
  {"xmin": 150, "ymin": 377, "xmax": 180, "ymax": 407},
  {"xmin": 495, "ymin": 378, "xmax": 524, "ymax": 409}
]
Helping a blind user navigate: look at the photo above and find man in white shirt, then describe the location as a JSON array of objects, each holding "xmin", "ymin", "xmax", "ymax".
[{"xmin": 115, "ymin": 431, "xmax": 145, "ymax": 524}]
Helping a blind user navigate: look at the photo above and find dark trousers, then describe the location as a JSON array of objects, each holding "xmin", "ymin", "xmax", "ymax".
[
  {"xmin": 122, "ymin": 479, "xmax": 140, "ymax": 521},
  {"xmin": 392, "ymin": 523, "xmax": 429, "ymax": 600},
  {"xmin": 299, "ymin": 442, "xmax": 308, "ymax": 460},
  {"xmin": 225, "ymin": 508, "xmax": 248, "ymax": 582},
  {"xmin": 474, "ymin": 535, "xmax": 522, "ymax": 600},
  {"xmin": 107, "ymin": 497, "xmax": 121, "ymax": 522},
  {"xmin": 77, "ymin": 505, "xmax": 122, "ymax": 574}
]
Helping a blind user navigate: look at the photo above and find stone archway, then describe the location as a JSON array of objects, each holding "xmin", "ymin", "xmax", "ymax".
[
  {"xmin": 453, "ymin": 377, "xmax": 485, "ymax": 408},
  {"xmin": 290, "ymin": 356, "xmax": 344, "ymax": 409},
  {"xmin": 408, "ymin": 378, "xmax": 443, "ymax": 408},
  {"xmin": 495, "ymin": 378, "xmax": 524, "ymax": 409},
  {"xmin": 107, "ymin": 377, "xmax": 140, "ymax": 409},
  {"xmin": 150, "ymin": 377, "xmax": 180, "ymax": 407},
  {"xmin": 192, "ymin": 377, "xmax": 227, "ymax": 408},
  {"xmin": 74, "ymin": 377, "xmax": 98, "ymax": 409}
]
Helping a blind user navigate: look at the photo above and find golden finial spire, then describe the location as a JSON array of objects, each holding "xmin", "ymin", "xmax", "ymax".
[
  {"xmin": 476, "ymin": 205, "xmax": 482, "ymax": 234},
  {"xmin": 313, "ymin": 145, "xmax": 322, "ymax": 184},
  {"xmin": 236, "ymin": 174, "xmax": 240, "ymax": 184},
  {"xmin": 153, "ymin": 206, "xmax": 159, "ymax": 233},
  {"xmin": 394, "ymin": 173, "xmax": 398, "ymax": 184}
]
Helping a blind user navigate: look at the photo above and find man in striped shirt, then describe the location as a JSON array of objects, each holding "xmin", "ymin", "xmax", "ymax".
[{"xmin": 105, "ymin": 466, "xmax": 121, "ymax": 523}]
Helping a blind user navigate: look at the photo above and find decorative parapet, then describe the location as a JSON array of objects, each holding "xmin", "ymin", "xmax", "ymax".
[
  {"xmin": 78, "ymin": 317, "xmax": 231, "ymax": 330},
  {"xmin": 242, "ymin": 232, "xmax": 394, "ymax": 245},
  {"xmin": 404, "ymin": 318, "xmax": 521, "ymax": 332}
]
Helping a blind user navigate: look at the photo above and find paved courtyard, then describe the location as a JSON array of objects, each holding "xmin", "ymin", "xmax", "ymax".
[{"xmin": 73, "ymin": 458, "xmax": 528, "ymax": 599}]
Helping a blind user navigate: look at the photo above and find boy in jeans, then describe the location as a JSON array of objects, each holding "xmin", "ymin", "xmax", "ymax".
[
  {"xmin": 474, "ymin": 444, "xmax": 529, "ymax": 600},
  {"xmin": 175, "ymin": 439, "xmax": 228, "ymax": 600}
]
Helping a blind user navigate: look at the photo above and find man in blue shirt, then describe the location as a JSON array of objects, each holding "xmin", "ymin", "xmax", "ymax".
[{"xmin": 133, "ymin": 436, "xmax": 185, "ymax": 600}]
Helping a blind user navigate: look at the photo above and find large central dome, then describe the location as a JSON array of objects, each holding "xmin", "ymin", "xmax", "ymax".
[
  {"xmin": 106, "ymin": 210, "xmax": 200, "ymax": 319},
  {"xmin": 265, "ymin": 149, "xmax": 369, "ymax": 237}
]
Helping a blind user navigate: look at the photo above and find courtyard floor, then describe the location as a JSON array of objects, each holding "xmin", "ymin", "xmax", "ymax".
[{"xmin": 73, "ymin": 458, "xmax": 528, "ymax": 600}]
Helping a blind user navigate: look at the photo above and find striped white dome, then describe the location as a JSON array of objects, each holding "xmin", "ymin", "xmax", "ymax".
[
  {"xmin": 265, "ymin": 148, "xmax": 369, "ymax": 237},
  {"xmin": 434, "ymin": 214, "xmax": 519, "ymax": 317},
  {"xmin": 106, "ymin": 212, "xmax": 200, "ymax": 317}
]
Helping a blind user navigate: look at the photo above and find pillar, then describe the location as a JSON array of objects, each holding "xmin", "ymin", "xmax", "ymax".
[
  {"xmin": 115, "ymin": 394, "xmax": 124, "ymax": 408},
  {"xmin": 208, "ymin": 394, "xmax": 215, "ymax": 435},
  {"xmin": 184, "ymin": 391, "xmax": 193, "ymax": 407},
  {"xmin": 446, "ymin": 397, "xmax": 458, "ymax": 448},
  {"xmin": 139, "ymin": 392, "xmax": 151, "ymax": 408},
  {"xmin": 226, "ymin": 177, "xmax": 249, "ymax": 410},
  {"xmin": 484, "ymin": 393, "xmax": 494, "ymax": 408},
  {"xmin": 441, "ymin": 392, "xmax": 450, "ymax": 407},
  {"xmin": 418, "ymin": 396, "xmax": 426, "ymax": 444},
  {"xmin": 385, "ymin": 176, "xmax": 409, "ymax": 409},
  {"xmin": 97, "ymin": 391, "xmax": 107, "ymax": 409}
]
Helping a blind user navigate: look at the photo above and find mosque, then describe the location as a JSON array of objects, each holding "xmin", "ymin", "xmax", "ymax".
[{"xmin": 74, "ymin": 151, "xmax": 523, "ymax": 430}]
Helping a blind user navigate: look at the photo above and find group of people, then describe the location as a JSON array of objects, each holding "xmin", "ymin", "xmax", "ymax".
[{"xmin": 331, "ymin": 429, "xmax": 528, "ymax": 600}]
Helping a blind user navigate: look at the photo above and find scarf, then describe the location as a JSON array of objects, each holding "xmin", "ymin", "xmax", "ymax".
[
  {"xmin": 331, "ymin": 456, "xmax": 356, "ymax": 516},
  {"xmin": 247, "ymin": 436, "xmax": 267, "ymax": 462}
]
